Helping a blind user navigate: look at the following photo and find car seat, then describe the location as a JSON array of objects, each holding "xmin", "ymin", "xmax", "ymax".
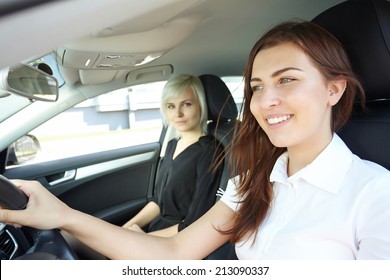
[
  {"xmin": 199, "ymin": 74, "xmax": 239, "ymax": 259},
  {"xmin": 199, "ymin": 74, "xmax": 239, "ymax": 200},
  {"xmin": 312, "ymin": 0, "xmax": 390, "ymax": 170}
]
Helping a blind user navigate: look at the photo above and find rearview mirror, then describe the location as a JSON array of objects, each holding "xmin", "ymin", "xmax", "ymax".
[{"xmin": 1, "ymin": 64, "xmax": 59, "ymax": 102}]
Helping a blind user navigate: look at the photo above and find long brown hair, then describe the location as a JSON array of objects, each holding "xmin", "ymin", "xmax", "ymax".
[{"xmin": 223, "ymin": 20, "xmax": 365, "ymax": 244}]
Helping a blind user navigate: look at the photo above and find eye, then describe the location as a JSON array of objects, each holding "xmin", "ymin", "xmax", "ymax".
[
  {"xmin": 183, "ymin": 102, "xmax": 192, "ymax": 107},
  {"xmin": 167, "ymin": 104, "xmax": 174, "ymax": 109},
  {"xmin": 279, "ymin": 77, "xmax": 295, "ymax": 84},
  {"xmin": 251, "ymin": 85, "xmax": 264, "ymax": 92}
]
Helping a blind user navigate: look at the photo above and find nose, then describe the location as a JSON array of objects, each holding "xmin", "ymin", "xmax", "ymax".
[
  {"xmin": 256, "ymin": 87, "xmax": 281, "ymax": 109},
  {"xmin": 175, "ymin": 106, "xmax": 183, "ymax": 117}
]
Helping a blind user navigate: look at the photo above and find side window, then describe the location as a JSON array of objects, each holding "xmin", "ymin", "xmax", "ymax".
[
  {"xmin": 221, "ymin": 76, "xmax": 244, "ymax": 117},
  {"xmin": 8, "ymin": 81, "xmax": 166, "ymax": 166}
]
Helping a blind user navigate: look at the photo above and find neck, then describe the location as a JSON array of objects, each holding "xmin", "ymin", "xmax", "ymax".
[
  {"xmin": 179, "ymin": 129, "xmax": 205, "ymax": 142},
  {"xmin": 173, "ymin": 129, "xmax": 205, "ymax": 160},
  {"xmin": 287, "ymin": 132, "xmax": 333, "ymax": 176}
]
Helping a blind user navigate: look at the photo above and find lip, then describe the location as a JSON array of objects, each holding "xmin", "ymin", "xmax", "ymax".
[{"xmin": 175, "ymin": 121, "xmax": 187, "ymax": 125}]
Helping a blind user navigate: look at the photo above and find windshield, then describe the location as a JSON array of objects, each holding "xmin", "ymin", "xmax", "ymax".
[
  {"xmin": 0, "ymin": 90, "xmax": 32, "ymax": 123},
  {"xmin": 27, "ymin": 53, "xmax": 65, "ymax": 88}
]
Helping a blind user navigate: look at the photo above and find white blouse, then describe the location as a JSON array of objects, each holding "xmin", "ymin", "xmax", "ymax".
[{"xmin": 221, "ymin": 134, "xmax": 390, "ymax": 259}]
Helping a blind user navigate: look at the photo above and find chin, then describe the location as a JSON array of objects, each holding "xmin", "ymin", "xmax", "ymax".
[{"xmin": 268, "ymin": 137, "xmax": 290, "ymax": 148}]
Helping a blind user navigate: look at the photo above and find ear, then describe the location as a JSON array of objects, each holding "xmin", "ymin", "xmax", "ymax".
[{"xmin": 327, "ymin": 79, "xmax": 347, "ymax": 106}]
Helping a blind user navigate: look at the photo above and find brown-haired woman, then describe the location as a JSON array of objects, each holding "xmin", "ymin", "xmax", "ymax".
[{"xmin": 1, "ymin": 20, "xmax": 389, "ymax": 260}]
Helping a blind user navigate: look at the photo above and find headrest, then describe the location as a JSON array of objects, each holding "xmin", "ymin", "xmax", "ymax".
[
  {"xmin": 312, "ymin": 0, "xmax": 390, "ymax": 101},
  {"xmin": 199, "ymin": 74, "xmax": 238, "ymax": 121}
]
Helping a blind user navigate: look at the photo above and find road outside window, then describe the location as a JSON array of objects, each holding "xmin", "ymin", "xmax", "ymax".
[{"xmin": 8, "ymin": 82, "xmax": 167, "ymax": 166}]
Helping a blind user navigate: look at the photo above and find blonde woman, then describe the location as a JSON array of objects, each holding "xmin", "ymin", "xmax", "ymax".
[{"xmin": 122, "ymin": 74, "xmax": 223, "ymax": 237}]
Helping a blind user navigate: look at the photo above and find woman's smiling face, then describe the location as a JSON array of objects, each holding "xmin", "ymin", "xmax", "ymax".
[
  {"xmin": 249, "ymin": 42, "xmax": 341, "ymax": 153},
  {"xmin": 165, "ymin": 87, "xmax": 201, "ymax": 134}
]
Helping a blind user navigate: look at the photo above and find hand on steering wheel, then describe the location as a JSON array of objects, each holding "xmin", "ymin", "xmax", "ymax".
[{"xmin": 0, "ymin": 174, "xmax": 77, "ymax": 260}]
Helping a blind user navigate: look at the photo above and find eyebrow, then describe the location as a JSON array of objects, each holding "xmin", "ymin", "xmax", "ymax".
[
  {"xmin": 250, "ymin": 67, "xmax": 303, "ymax": 82},
  {"xmin": 166, "ymin": 99, "xmax": 193, "ymax": 105}
]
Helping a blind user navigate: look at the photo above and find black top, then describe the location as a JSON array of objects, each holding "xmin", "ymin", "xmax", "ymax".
[{"xmin": 148, "ymin": 135, "xmax": 223, "ymax": 232}]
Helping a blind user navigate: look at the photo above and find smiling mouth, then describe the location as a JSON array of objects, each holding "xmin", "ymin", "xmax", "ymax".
[{"xmin": 266, "ymin": 115, "xmax": 292, "ymax": 125}]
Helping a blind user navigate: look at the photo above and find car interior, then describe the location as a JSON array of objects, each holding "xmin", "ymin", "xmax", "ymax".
[{"xmin": 0, "ymin": 0, "xmax": 389, "ymax": 260}]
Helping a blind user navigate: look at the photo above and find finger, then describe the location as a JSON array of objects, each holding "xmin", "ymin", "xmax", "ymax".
[
  {"xmin": 9, "ymin": 179, "xmax": 25, "ymax": 188},
  {"xmin": 10, "ymin": 179, "xmax": 41, "ymax": 196},
  {"xmin": 9, "ymin": 179, "xmax": 30, "ymax": 194},
  {"xmin": 0, "ymin": 208, "xmax": 30, "ymax": 227}
]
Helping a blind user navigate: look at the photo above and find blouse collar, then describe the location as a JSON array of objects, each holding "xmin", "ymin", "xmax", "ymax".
[{"xmin": 270, "ymin": 134, "xmax": 353, "ymax": 194}]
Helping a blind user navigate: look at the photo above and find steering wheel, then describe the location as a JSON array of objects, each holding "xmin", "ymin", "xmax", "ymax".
[{"xmin": 0, "ymin": 174, "xmax": 78, "ymax": 260}]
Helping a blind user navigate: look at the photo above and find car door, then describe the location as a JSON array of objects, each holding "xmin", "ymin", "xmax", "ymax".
[
  {"xmin": 3, "ymin": 141, "xmax": 162, "ymax": 226},
  {"xmin": 2, "ymin": 83, "xmax": 168, "ymax": 227}
]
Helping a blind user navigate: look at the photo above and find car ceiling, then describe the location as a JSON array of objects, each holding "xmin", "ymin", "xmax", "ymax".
[{"xmin": 0, "ymin": 0, "xmax": 345, "ymax": 86}]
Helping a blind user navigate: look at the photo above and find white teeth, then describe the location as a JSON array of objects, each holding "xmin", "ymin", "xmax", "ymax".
[{"xmin": 267, "ymin": 115, "xmax": 291, "ymax": 125}]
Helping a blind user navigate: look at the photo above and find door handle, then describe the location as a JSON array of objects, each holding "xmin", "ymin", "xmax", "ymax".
[{"xmin": 48, "ymin": 169, "xmax": 76, "ymax": 186}]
